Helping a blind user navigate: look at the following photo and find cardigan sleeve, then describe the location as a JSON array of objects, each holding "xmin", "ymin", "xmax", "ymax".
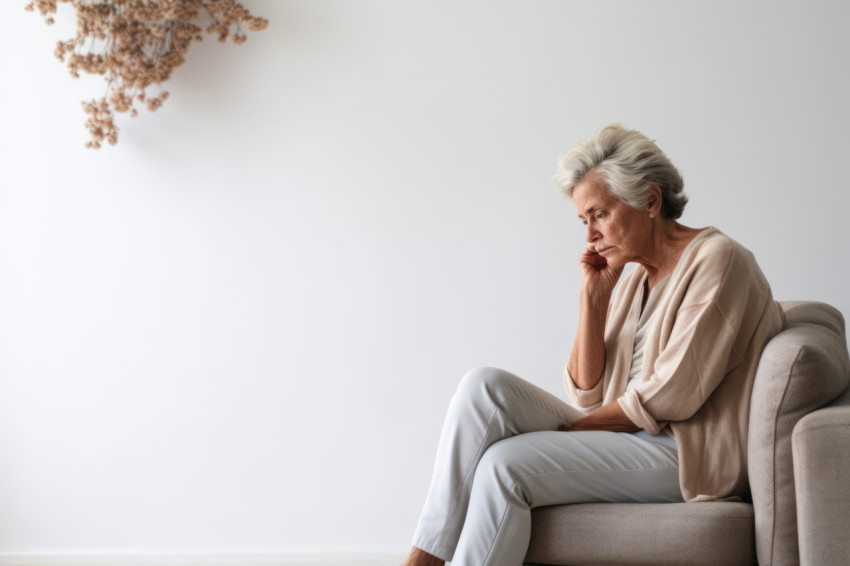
[
  {"xmin": 563, "ymin": 366, "xmax": 604, "ymax": 410},
  {"xmin": 618, "ymin": 239, "xmax": 768, "ymax": 434}
]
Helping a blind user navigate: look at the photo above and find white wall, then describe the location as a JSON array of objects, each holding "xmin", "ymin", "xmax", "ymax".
[{"xmin": 0, "ymin": 0, "xmax": 848, "ymax": 558}]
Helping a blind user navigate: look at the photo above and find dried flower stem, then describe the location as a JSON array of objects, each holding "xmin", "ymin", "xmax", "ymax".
[{"xmin": 26, "ymin": 0, "xmax": 269, "ymax": 148}]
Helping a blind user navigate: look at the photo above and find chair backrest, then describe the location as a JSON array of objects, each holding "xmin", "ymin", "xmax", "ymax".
[{"xmin": 748, "ymin": 301, "xmax": 850, "ymax": 566}]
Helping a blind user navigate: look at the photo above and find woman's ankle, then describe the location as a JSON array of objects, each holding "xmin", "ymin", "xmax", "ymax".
[{"xmin": 401, "ymin": 546, "xmax": 445, "ymax": 566}]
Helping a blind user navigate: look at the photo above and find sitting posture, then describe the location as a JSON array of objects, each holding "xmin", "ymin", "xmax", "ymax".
[{"xmin": 402, "ymin": 124, "xmax": 785, "ymax": 566}]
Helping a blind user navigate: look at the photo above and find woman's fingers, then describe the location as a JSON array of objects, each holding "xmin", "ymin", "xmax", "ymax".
[
  {"xmin": 580, "ymin": 247, "xmax": 607, "ymax": 269},
  {"xmin": 578, "ymin": 248, "xmax": 624, "ymax": 296}
]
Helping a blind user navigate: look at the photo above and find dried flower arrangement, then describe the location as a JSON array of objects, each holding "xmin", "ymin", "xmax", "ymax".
[{"xmin": 26, "ymin": 0, "xmax": 269, "ymax": 148}]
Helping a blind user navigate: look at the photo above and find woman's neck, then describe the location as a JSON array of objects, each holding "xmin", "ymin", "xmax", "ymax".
[{"xmin": 641, "ymin": 221, "xmax": 705, "ymax": 290}]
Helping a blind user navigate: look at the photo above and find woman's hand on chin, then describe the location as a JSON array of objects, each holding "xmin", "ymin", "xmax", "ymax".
[{"xmin": 579, "ymin": 243, "xmax": 623, "ymax": 298}]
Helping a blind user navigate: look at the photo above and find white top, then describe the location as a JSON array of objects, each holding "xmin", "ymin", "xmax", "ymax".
[
  {"xmin": 626, "ymin": 275, "xmax": 671, "ymax": 392},
  {"xmin": 627, "ymin": 276, "xmax": 678, "ymax": 450}
]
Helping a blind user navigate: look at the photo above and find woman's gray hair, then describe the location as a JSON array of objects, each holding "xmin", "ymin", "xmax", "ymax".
[{"xmin": 556, "ymin": 124, "xmax": 688, "ymax": 220}]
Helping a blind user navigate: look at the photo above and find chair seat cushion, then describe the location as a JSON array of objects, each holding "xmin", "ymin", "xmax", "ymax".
[{"xmin": 526, "ymin": 502, "xmax": 756, "ymax": 566}]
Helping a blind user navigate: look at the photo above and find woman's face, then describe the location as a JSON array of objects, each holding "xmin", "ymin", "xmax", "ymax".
[{"xmin": 572, "ymin": 174, "xmax": 654, "ymax": 269}]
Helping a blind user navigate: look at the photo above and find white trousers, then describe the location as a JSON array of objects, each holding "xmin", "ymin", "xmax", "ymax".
[{"xmin": 412, "ymin": 367, "xmax": 683, "ymax": 566}]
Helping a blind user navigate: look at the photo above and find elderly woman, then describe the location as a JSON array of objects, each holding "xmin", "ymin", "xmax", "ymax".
[{"xmin": 402, "ymin": 124, "xmax": 785, "ymax": 566}]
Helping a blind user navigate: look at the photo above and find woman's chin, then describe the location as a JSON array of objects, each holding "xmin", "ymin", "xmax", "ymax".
[{"xmin": 603, "ymin": 254, "xmax": 626, "ymax": 270}]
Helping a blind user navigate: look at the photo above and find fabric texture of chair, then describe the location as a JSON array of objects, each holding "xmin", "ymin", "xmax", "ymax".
[{"xmin": 792, "ymin": 403, "xmax": 850, "ymax": 566}]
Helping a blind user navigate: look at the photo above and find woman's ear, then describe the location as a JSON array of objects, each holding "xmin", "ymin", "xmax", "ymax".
[{"xmin": 647, "ymin": 184, "xmax": 663, "ymax": 216}]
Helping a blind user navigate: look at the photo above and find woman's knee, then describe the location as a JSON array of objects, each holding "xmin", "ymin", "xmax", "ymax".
[{"xmin": 456, "ymin": 366, "xmax": 520, "ymax": 401}]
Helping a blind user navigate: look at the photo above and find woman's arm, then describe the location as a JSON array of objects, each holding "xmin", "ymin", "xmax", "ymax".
[
  {"xmin": 566, "ymin": 285, "xmax": 611, "ymax": 390},
  {"xmin": 566, "ymin": 244, "xmax": 622, "ymax": 391},
  {"xmin": 559, "ymin": 400, "xmax": 639, "ymax": 432}
]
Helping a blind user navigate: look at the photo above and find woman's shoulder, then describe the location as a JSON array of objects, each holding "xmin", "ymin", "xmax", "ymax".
[
  {"xmin": 684, "ymin": 227, "xmax": 750, "ymax": 268},
  {"xmin": 679, "ymin": 227, "xmax": 770, "ymax": 293}
]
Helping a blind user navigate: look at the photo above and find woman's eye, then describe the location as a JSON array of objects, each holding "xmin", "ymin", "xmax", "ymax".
[{"xmin": 596, "ymin": 212, "xmax": 604, "ymax": 220}]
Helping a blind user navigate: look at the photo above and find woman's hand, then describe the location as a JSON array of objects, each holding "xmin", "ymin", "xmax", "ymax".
[
  {"xmin": 579, "ymin": 243, "xmax": 623, "ymax": 298},
  {"xmin": 557, "ymin": 401, "xmax": 639, "ymax": 433}
]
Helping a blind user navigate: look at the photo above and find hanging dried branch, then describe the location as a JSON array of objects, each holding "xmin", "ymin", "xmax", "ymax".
[{"xmin": 26, "ymin": 0, "xmax": 269, "ymax": 148}]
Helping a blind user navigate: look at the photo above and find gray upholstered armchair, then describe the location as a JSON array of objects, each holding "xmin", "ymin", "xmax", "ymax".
[{"xmin": 524, "ymin": 301, "xmax": 850, "ymax": 566}]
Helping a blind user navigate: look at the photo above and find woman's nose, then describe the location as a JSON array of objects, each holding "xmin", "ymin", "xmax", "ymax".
[{"xmin": 585, "ymin": 224, "xmax": 599, "ymax": 243}]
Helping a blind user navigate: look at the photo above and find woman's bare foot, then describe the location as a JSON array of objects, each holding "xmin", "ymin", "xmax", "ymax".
[{"xmin": 401, "ymin": 546, "xmax": 445, "ymax": 566}]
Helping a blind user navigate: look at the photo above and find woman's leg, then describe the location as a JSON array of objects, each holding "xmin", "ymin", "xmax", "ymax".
[
  {"xmin": 411, "ymin": 367, "xmax": 587, "ymax": 562},
  {"xmin": 451, "ymin": 430, "xmax": 682, "ymax": 566}
]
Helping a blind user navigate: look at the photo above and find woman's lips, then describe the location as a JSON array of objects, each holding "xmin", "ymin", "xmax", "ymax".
[{"xmin": 597, "ymin": 246, "xmax": 614, "ymax": 254}]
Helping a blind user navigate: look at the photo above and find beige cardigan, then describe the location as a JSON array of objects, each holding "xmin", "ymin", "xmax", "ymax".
[{"xmin": 564, "ymin": 227, "xmax": 785, "ymax": 501}]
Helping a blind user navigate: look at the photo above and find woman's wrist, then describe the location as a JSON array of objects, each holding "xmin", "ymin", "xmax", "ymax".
[{"xmin": 581, "ymin": 285, "xmax": 613, "ymax": 311}]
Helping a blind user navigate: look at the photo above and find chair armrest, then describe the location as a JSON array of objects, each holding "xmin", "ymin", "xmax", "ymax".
[{"xmin": 792, "ymin": 405, "xmax": 850, "ymax": 566}]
